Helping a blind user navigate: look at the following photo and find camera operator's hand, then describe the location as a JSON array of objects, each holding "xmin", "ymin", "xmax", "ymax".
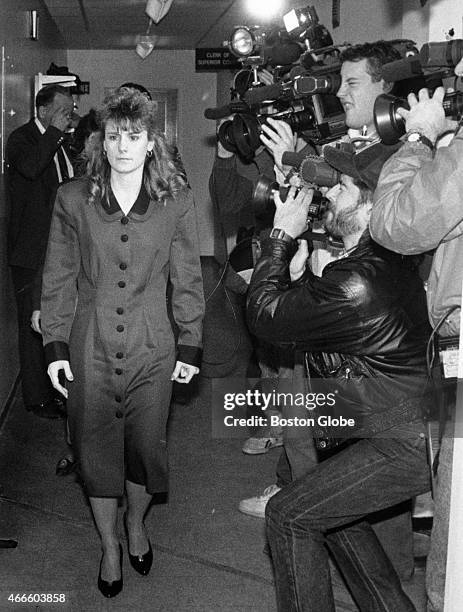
[
  {"xmin": 273, "ymin": 185, "xmax": 313, "ymax": 239},
  {"xmin": 257, "ymin": 68, "xmax": 274, "ymax": 86},
  {"xmin": 260, "ymin": 117, "xmax": 297, "ymax": 176},
  {"xmin": 290, "ymin": 240, "xmax": 310, "ymax": 281},
  {"xmin": 398, "ymin": 87, "xmax": 447, "ymax": 144},
  {"xmin": 50, "ymin": 105, "xmax": 73, "ymax": 133}
]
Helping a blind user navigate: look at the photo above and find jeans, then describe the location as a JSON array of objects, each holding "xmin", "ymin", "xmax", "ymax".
[
  {"xmin": 266, "ymin": 421, "xmax": 431, "ymax": 612},
  {"xmin": 276, "ymin": 353, "xmax": 318, "ymax": 485},
  {"xmin": 275, "ymin": 358, "xmax": 415, "ymax": 583}
]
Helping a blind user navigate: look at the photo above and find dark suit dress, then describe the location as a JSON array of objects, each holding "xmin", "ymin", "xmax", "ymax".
[{"xmin": 41, "ymin": 178, "xmax": 204, "ymax": 497}]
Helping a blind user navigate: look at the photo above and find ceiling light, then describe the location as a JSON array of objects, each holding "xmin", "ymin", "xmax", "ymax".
[
  {"xmin": 29, "ymin": 10, "xmax": 39, "ymax": 40},
  {"xmin": 246, "ymin": 0, "xmax": 283, "ymax": 19},
  {"xmin": 145, "ymin": 0, "xmax": 173, "ymax": 24}
]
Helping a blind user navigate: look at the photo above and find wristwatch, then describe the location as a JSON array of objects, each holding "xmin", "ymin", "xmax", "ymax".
[
  {"xmin": 405, "ymin": 131, "xmax": 434, "ymax": 151},
  {"xmin": 270, "ymin": 228, "xmax": 294, "ymax": 243}
]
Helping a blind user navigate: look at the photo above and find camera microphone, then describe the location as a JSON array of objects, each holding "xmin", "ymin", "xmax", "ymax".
[
  {"xmin": 243, "ymin": 83, "xmax": 286, "ymax": 105},
  {"xmin": 420, "ymin": 39, "xmax": 463, "ymax": 68},
  {"xmin": 292, "ymin": 73, "xmax": 341, "ymax": 95},
  {"xmin": 300, "ymin": 156, "xmax": 339, "ymax": 187},
  {"xmin": 204, "ymin": 105, "xmax": 233, "ymax": 120},
  {"xmin": 281, "ymin": 151, "xmax": 306, "ymax": 168},
  {"xmin": 281, "ymin": 152, "xmax": 340, "ymax": 187},
  {"xmin": 204, "ymin": 101, "xmax": 249, "ymax": 120},
  {"xmin": 381, "ymin": 40, "xmax": 463, "ymax": 82},
  {"xmin": 381, "ymin": 57, "xmax": 424, "ymax": 82}
]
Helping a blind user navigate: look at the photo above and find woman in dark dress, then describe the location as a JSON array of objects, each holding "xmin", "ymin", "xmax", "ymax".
[{"xmin": 40, "ymin": 88, "xmax": 204, "ymax": 597}]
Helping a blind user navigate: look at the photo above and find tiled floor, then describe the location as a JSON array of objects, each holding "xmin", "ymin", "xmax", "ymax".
[{"xmin": 0, "ymin": 376, "xmax": 427, "ymax": 611}]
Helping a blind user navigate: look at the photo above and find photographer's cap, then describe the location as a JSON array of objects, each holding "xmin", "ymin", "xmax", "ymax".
[{"xmin": 323, "ymin": 141, "xmax": 401, "ymax": 190}]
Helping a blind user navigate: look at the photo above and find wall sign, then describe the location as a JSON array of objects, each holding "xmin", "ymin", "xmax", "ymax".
[{"xmin": 195, "ymin": 48, "xmax": 241, "ymax": 72}]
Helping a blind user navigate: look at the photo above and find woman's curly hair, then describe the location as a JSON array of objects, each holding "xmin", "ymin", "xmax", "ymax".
[{"xmin": 87, "ymin": 87, "xmax": 187, "ymax": 207}]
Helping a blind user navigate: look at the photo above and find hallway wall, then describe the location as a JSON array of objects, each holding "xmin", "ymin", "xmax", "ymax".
[{"xmin": 0, "ymin": 1, "xmax": 67, "ymax": 410}]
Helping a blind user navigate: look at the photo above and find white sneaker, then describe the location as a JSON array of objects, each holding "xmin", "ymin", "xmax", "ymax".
[
  {"xmin": 242, "ymin": 435, "xmax": 283, "ymax": 455},
  {"xmin": 238, "ymin": 484, "xmax": 282, "ymax": 518}
]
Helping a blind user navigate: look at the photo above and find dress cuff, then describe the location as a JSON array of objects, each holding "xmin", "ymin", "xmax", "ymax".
[
  {"xmin": 44, "ymin": 341, "xmax": 70, "ymax": 365},
  {"xmin": 177, "ymin": 344, "xmax": 202, "ymax": 368}
]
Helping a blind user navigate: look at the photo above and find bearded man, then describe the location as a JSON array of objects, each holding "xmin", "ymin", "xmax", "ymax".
[{"xmin": 245, "ymin": 162, "xmax": 432, "ymax": 611}]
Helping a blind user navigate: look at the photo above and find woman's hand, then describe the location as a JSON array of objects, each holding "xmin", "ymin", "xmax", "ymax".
[
  {"xmin": 31, "ymin": 310, "xmax": 42, "ymax": 334},
  {"xmin": 47, "ymin": 360, "xmax": 74, "ymax": 399},
  {"xmin": 171, "ymin": 361, "xmax": 200, "ymax": 384}
]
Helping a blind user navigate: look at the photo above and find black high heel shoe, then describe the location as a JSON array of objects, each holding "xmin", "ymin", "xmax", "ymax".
[
  {"xmin": 98, "ymin": 543, "xmax": 123, "ymax": 598},
  {"xmin": 123, "ymin": 512, "xmax": 153, "ymax": 576}
]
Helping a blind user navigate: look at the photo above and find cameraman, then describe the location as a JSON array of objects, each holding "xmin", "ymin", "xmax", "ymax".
[
  {"xmin": 246, "ymin": 162, "xmax": 431, "ymax": 611},
  {"xmin": 209, "ymin": 68, "xmax": 283, "ymax": 263},
  {"xmin": 335, "ymin": 41, "xmax": 399, "ymax": 141},
  {"xmin": 209, "ymin": 76, "xmax": 314, "ymax": 461},
  {"xmin": 370, "ymin": 60, "xmax": 463, "ymax": 612}
]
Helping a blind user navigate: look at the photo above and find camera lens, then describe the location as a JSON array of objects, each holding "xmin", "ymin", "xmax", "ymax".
[
  {"xmin": 217, "ymin": 120, "xmax": 239, "ymax": 154},
  {"xmin": 374, "ymin": 91, "xmax": 463, "ymax": 144},
  {"xmin": 374, "ymin": 93, "xmax": 407, "ymax": 145},
  {"xmin": 252, "ymin": 175, "xmax": 279, "ymax": 214},
  {"xmin": 217, "ymin": 113, "xmax": 263, "ymax": 161},
  {"xmin": 232, "ymin": 113, "xmax": 262, "ymax": 159},
  {"xmin": 285, "ymin": 109, "xmax": 315, "ymax": 133}
]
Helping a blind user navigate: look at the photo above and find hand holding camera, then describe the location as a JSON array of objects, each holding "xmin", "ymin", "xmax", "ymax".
[
  {"xmin": 260, "ymin": 117, "xmax": 297, "ymax": 174},
  {"xmin": 398, "ymin": 87, "xmax": 447, "ymax": 144},
  {"xmin": 273, "ymin": 185, "xmax": 314, "ymax": 239}
]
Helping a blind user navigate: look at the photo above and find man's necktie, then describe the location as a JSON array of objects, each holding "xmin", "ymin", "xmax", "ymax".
[{"xmin": 56, "ymin": 147, "xmax": 69, "ymax": 182}]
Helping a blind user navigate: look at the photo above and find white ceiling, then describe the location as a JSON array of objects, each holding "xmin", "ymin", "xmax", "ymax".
[{"xmin": 42, "ymin": 0, "xmax": 301, "ymax": 50}]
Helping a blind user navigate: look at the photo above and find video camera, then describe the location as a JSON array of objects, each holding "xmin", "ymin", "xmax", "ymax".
[
  {"xmin": 250, "ymin": 151, "xmax": 342, "ymax": 218},
  {"xmin": 374, "ymin": 39, "xmax": 463, "ymax": 143},
  {"xmin": 252, "ymin": 173, "xmax": 329, "ymax": 222},
  {"xmin": 204, "ymin": 5, "xmax": 347, "ymax": 162}
]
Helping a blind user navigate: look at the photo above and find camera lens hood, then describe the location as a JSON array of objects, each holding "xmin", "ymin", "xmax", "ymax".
[
  {"xmin": 374, "ymin": 93, "xmax": 408, "ymax": 145},
  {"xmin": 232, "ymin": 113, "xmax": 262, "ymax": 159}
]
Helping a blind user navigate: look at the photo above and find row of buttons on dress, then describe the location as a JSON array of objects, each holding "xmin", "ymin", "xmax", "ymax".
[{"xmin": 115, "ymin": 215, "xmax": 130, "ymax": 417}]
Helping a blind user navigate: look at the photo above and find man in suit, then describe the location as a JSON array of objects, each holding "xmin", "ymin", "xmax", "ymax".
[{"xmin": 6, "ymin": 84, "xmax": 74, "ymax": 418}]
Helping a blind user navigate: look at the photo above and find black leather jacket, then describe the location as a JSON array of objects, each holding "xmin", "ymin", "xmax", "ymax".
[{"xmin": 246, "ymin": 230, "xmax": 431, "ymax": 438}]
